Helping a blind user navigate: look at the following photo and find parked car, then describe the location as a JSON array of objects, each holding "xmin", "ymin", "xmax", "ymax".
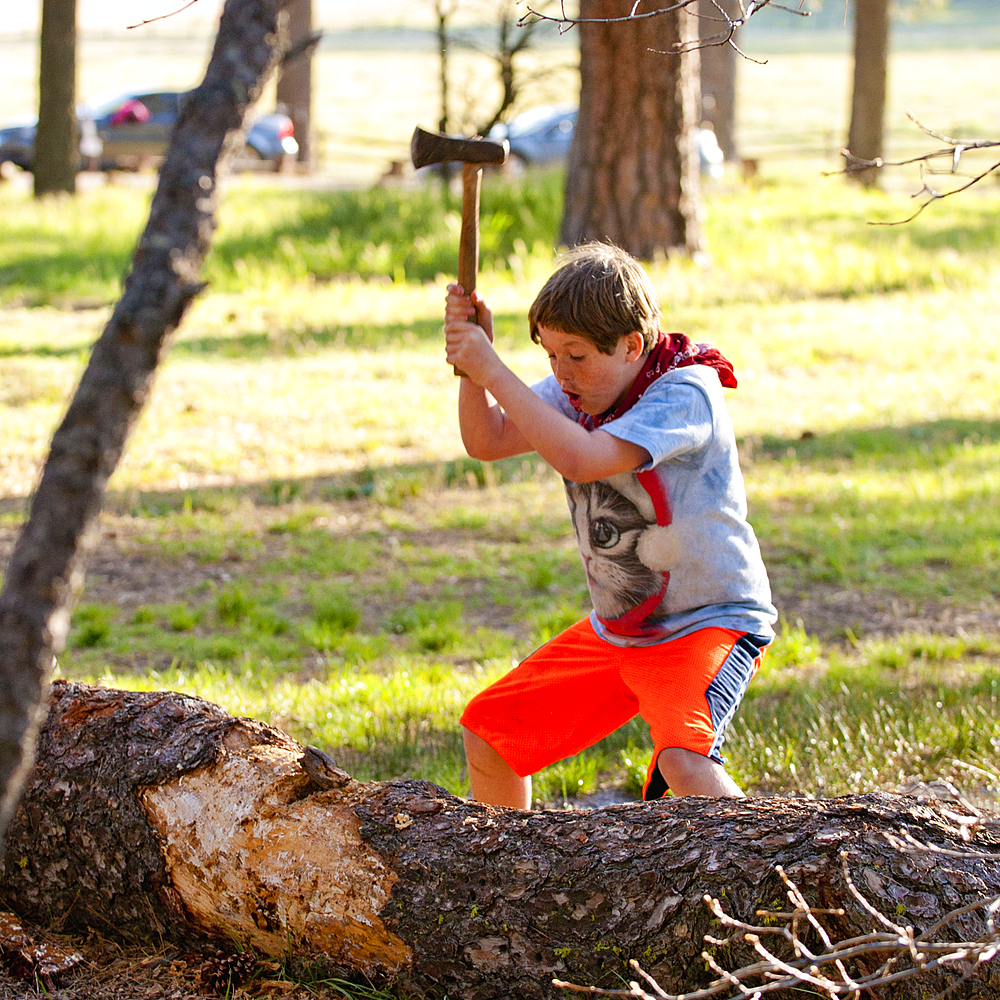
[
  {"xmin": 488, "ymin": 104, "xmax": 725, "ymax": 177},
  {"xmin": 0, "ymin": 86, "xmax": 298, "ymax": 173},
  {"xmin": 489, "ymin": 105, "xmax": 577, "ymax": 170}
]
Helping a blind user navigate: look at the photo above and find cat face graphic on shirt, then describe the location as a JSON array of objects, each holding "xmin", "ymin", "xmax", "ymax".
[{"xmin": 566, "ymin": 479, "xmax": 665, "ymax": 620}]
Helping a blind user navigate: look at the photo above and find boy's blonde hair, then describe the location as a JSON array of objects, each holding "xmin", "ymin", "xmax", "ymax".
[{"xmin": 529, "ymin": 243, "xmax": 661, "ymax": 355}]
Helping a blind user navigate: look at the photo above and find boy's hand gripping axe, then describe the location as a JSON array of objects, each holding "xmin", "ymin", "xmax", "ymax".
[{"xmin": 410, "ymin": 126, "xmax": 509, "ymax": 376}]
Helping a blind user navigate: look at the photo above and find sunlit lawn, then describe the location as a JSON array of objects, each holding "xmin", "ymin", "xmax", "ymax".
[{"xmin": 1, "ymin": 155, "xmax": 999, "ymax": 807}]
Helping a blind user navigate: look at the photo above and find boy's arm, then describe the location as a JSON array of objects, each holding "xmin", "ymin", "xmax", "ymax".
[
  {"xmin": 473, "ymin": 365, "xmax": 650, "ymax": 481},
  {"xmin": 445, "ymin": 288, "xmax": 649, "ymax": 482},
  {"xmin": 447, "ymin": 287, "xmax": 535, "ymax": 461},
  {"xmin": 457, "ymin": 376, "xmax": 535, "ymax": 460}
]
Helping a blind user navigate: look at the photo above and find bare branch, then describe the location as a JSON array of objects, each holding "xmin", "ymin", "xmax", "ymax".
[
  {"xmin": 554, "ymin": 852, "xmax": 1000, "ymax": 1000},
  {"xmin": 523, "ymin": 0, "xmax": 700, "ymax": 28},
  {"xmin": 821, "ymin": 111, "xmax": 1000, "ymax": 225},
  {"xmin": 519, "ymin": 0, "xmax": 808, "ymax": 39},
  {"xmin": 281, "ymin": 28, "xmax": 323, "ymax": 66},
  {"xmin": 127, "ymin": 0, "xmax": 201, "ymax": 30},
  {"xmin": 868, "ymin": 159, "xmax": 1000, "ymax": 226}
]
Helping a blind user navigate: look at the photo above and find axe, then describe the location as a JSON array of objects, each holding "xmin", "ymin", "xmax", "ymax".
[{"xmin": 411, "ymin": 126, "xmax": 509, "ymax": 376}]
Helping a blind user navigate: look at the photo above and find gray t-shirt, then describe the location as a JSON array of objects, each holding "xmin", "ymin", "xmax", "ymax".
[{"xmin": 533, "ymin": 366, "xmax": 776, "ymax": 646}]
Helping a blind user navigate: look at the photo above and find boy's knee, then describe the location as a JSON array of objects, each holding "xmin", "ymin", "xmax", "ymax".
[
  {"xmin": 462, "ymin": 727, "xmax": 509, "ymax": 772},
  {"xmin": 655, "ymin": 747, "xmax": 745, "ymax": 798},
  {"xmin": 462, "ymin": 726, "xmax": 490, "ymax": 761},
  {"xmin": 462, "ymin": 727, "xmax": 531, "ymax": 809}
]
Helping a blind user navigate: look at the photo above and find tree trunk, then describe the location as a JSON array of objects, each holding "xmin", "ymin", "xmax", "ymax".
[
  {"xmin": 561, "ymin": 0, "xmax": 704, "ymax": 260},
  {"xmin": 846, "ymin": 0, "xmax": 890, "ymax": 189},
  {"xmin": 34, "ymin": 0, "xmax": 78, "ymax": 197},
  {"xmin": 275, "ymin": 0, "xmax": 313, "ymax": 168},
  {"xmin": 0, "ymin": 0, "xmax": 290, "ymax": 839},
  {"xmin": 698, "ymin": 0, "xmax": 739, "ymax": 162},
  {"xmin": 3, "ymin": 682, "xmax": 998, "ymax": 1000}
]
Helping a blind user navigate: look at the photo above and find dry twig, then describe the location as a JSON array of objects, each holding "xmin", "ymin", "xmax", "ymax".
[
  {"xmin": 832, "ymin": 114, "xmax": 1000, "ymax": 225},
  {"xmin": 553, "ymin": 852, "xmax": 1000, "ymax": 1000},
  {"xmin": 518, "ymin": 0, "xmax": 810, "ymax": 53}
]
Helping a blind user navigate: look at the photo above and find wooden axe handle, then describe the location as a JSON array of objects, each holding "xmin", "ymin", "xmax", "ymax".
[{"xmin": 453, "ymin": 162, "xmax": 483, "ymax": 378}]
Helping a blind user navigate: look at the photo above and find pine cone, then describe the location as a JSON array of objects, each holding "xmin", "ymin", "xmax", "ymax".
[{"xmin": 197, "ymin": 948, "xmax": 259, "ymax": 994}]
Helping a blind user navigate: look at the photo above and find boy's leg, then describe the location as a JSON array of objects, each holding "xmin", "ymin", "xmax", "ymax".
[
  {"xmin": 462, "ymin": 727, "xmax": 531, "ymax": 809},
  {"xmin": 655, "ymin": 747, "xmax": 744, "ymax": 798},
  {"xmin": 622, "ymin": 628, "xmax": 770, "ymax": 800},
  {"xmin": 460, "ymin": 618, "xmax": 639, "ymax": 810}
]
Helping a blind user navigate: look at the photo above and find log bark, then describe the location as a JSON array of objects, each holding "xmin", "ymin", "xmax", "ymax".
[
  {"xmin": 2, "ymin": 682, "xmax": 999, "ymax": 999},
  {"xmin": 0, "ymin": 0, "xmax": 290, "ymax": 838}
]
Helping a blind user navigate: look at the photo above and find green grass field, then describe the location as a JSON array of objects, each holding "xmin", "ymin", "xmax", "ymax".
[
  {"xmin": 2, "ymin": 138, "xmax": 998, "ymax": 809},
  {"xmin": 2, "ymin": 23, "xmax": 1000, "ymax": 811}
]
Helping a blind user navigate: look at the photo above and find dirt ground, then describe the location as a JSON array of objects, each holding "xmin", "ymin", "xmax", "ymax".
[
  {"xmin": 0, "ymin": 938, "xmax": 352, "ymax": 1000},
  {"xmin": 0, "ymin": 513, "xmax": 998, "ymax": 999},
  {"xmin": 3, "ymin": 513, "xmax": 998, "ymax": 645}
]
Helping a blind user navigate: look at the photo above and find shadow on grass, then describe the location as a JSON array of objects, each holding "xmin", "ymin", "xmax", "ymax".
[
  {"xmin": 0, "ymin": 311, "xmax": 531, "ymax": 360},
  {"xmin": 0, "ymin": 341, "xmax": 95, "ymax": 360},
  {"xmin": 747, "ymin": 417, "xmax": 1000, "ymax": 462},
  {"xmin": 0, "ymin": 173, "xmax": 565, "ymax": 309},
  {"xmin": 0, "ymin": 452, "xmax": 558, "ymax": 518},
  {"xmin": 744, "ymin": 418, "xmax": 1000, "ymax": 604},
  {"xmin": 203, "ymin": 176, "xmax": 564, "ymax": 287},
  {"xmin": 0, "ymin": 247, "xmax": 132, "ymax": 310},
  {"xmin": 1, "ymin": 417, "xmax": 996, "ymax": 519}
]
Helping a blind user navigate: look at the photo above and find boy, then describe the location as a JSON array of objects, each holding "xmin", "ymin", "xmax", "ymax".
[{"xmin": 444, "ymin": 243, "xmax": 776, "ymax": 808}]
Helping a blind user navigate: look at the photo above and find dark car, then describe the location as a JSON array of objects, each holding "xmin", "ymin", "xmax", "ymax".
[
  {"xmin": 0, "ymin": 87, "xmax": 298, "ymax": 173},
  {"xmin": 489, "ymin": 104, "xmax": 724, "ymax": 177}
]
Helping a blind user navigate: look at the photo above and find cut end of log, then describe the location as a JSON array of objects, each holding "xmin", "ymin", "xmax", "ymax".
[{"xmin": 140, "ymin": 723, "xmax": 411, "ymax": 976}]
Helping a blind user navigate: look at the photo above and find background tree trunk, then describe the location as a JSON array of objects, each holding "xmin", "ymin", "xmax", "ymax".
[
  {"xmin": 846, "ymin": 0, "xmax": 890, "ymax": 188},
  {"xmin": 275, "ymin": 0, "xmax": 314, "ymax": 168},
  {"xmin": 34, "ymin": 0, "xmax": 78, "ymax": 197},
  {"xmin": 3, "ymin": 682, "xmax": 998, "ymax": 1000},
  {"xmin": 561, "ymin": 0, "xmax": 704, "ymax": 259},
  {"xmin": 0, "ymin": 0, "xmax": 290, "ymax": 840},
  {"xmin": 698, "ymin": 0, "xmax": 739, "ymax": 162}
]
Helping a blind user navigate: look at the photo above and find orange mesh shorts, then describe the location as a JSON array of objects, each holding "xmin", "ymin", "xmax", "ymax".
[{"xmin": 460, "ymin": 617, "xmax": 769, "ymax": 799}]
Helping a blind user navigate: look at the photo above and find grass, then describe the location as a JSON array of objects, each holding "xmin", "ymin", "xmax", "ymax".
[
  {"xmin": 2, "ymin": 101, "xmax": 1000, "ymax": 811},
  {"xmin": 50, "ymin": 478, "xmax": 1000, "ymax": 807},
  {"xmin": 733, "ymin": 624, "xmax": 1000, "ymax": 797},
  {"xmin": 45, "ymin": 457, "xmax": 1000, "ymax": 810}
]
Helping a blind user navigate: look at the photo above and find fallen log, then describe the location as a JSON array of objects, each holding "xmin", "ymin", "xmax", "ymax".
[{"xmin": 1, "ymin": 681, "xmax": 998, "ymax": 999}]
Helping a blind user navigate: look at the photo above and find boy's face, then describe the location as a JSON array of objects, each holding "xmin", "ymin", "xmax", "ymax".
[{"xmin": 537, "ymin": 325, "xmax": 644, "ymax": 416}]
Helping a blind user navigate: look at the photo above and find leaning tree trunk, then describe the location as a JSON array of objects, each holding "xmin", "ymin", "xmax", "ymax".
[
  {"xmin": 845, "ymin": 0, "xmax": 890, "ymax": 189},
  {"xmin": 0, "ymin": 0, "xmax": 291, "ymax": 838},
  {"xmin": 2, "ymin": 683, "xmax": 998, "ymax": 1000},
  {"xmin": 561, "ymin": 0, "xmax": 704, "ymax": 259}
]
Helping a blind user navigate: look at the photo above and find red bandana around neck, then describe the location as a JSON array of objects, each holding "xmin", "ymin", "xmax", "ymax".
[{"xmin": 575, "ymin": 332, "xmax": 737, "ymax": 428}]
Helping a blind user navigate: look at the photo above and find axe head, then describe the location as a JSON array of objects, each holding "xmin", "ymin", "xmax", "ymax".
[{"xmin": 410, "ymin": 126, "xmax": 509, "ymax": 170}]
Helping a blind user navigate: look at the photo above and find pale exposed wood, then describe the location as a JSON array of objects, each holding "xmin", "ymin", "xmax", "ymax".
[{"xmin": 142, "ymin": 735, "xmax": 411, "ymax": 975}]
